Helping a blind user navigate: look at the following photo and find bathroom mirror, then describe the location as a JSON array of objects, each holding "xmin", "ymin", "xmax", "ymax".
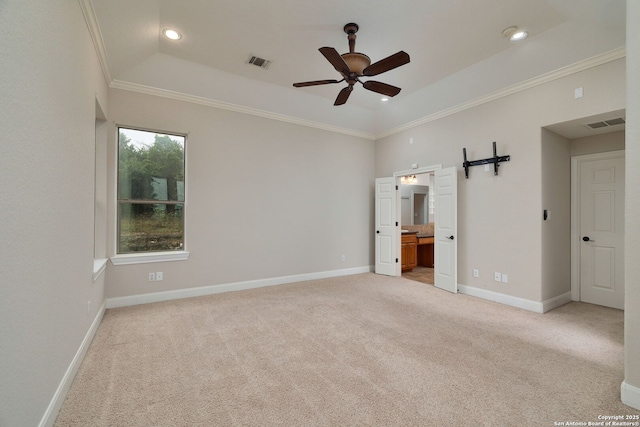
[{"xmin": 400, "ymin": 183, "xmax": 429, "ymax": 226}]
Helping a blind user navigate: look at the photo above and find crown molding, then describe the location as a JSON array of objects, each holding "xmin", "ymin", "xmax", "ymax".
[
  {"xmin": 78, "ymin": 0, "xmax": 112, "ymax": 85},
  {"xmin": 86, "ymin": 0, "xmax": 624, "ymax": 144},
  {"xmin": 110, "ymin": 47, "xmax": 624, "ymax": 142},
  {"xmin": 375, "ymin": 47, "xmax": 626, "ymax": 139},
  {"xmin": 109, "ymin": 79, "xmax": 376, "ymax": 140},
  {"xmin": 78, "ymin": 0, "xmax": 373, "ymax": 139}
]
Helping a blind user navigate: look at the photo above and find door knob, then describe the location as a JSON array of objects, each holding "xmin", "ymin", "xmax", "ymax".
[
  {"xmin": 447, "ymin": 235, "xmax": 454, "ymax": 240},
  {"xmin": 376, "ymin": 230, "xmax": 380, "ymax": 234},
  {"xmin": 582, "ymin": 236, "xmax": 594, "ymax": 242}
]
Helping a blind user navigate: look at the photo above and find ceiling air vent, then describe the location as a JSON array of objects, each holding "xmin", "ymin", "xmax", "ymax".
[
  {"xmin": 604, "ymin": 117, "xmax": 625, "ymax": 126},
  {"xmin": 584, "ymin": 117, "xmax": 625, "ymax": 130},
  {"xmin": 247, "ymin": 55, "xmax": 271, "ymax": 69}
]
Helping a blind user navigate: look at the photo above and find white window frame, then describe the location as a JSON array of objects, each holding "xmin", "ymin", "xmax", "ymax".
[{"xmin": 111, "ymin": 126, "xmax": 189, "ymax": 266}]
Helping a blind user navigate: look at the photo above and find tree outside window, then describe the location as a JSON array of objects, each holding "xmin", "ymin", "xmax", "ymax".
[{"xmin": 118, "ymin": 127, "xmax": 185, "ymax": 253}]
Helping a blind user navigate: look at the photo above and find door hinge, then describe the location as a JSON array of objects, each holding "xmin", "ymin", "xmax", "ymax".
[
  {"xmin": 396, "ymin": 185, "xmax": 398, "ymax": 190},
  {"xmin": 396, "ymin": 258, "xmax": 399, "ymax": 263},
  {"xmin": 396, "ymin": 221, "xmax": 398, "ymax": 226}
]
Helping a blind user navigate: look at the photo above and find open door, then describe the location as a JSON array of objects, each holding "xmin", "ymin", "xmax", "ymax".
[
  {"xmin": 375, "ymin": 177, "xmax": 399, "ymax": 276},
  {"xmin": 434, "ymin": 167, "xmax": 457, "ymax": 293}
]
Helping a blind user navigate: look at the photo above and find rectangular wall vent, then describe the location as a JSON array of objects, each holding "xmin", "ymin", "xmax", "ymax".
[
  {"xmin": 584, "ymin": 117, "xmax": 625, "ymax": 130},
  {"xmin": 247, "ymin": 55, "xmax": 271, "ymax": 69}
]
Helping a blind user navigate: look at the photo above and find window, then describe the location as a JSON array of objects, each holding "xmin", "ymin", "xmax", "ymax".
[{"xmin": 117, "ymin": 127, "xmax": 185, "ymax": 254}]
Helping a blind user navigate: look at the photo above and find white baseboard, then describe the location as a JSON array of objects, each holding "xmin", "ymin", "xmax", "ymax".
[
  {"xmin": 106, "ymin": 265, "xmax": 373, "ymax": 309},
  {"xmin": 542, "ymin": 292, "xmax": 573, "ymax": 313},
  {"xmin": 458, "ymin": 284, "xmax": 543, "ymax": 313},
  {"xmin": 39, "ymin": 302, "xmax": 106, "ymax": 427},
  {"xmin": 458, "ymin": 286, "xmax": 572, "ymax": 314},
  {"xmin": 622, "ymin": 381, "xmax": 640, "ymax": 411}
]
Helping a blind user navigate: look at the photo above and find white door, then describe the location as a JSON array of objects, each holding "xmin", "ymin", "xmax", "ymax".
[
  {"xmin": 434, "ymin": 167, "xmax": 457, "ymax": 293},
  {"xmin": 375, "ymin": 177, "xmax": 399, "ymax": 276},
  {"xmin": 579, "ymin": 154, "xmax": 625, "ymax": 309}
]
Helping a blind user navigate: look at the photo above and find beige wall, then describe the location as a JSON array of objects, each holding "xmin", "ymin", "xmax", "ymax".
[
  {"xmin": 0, "ymin": 1, "xmax": 109, "ymax": 425},
  {"xmin": 540, "ymin": 129, "xmax": 571, "ymax": 302},
  {"xmin": 570, "ymin": 130, "xmax": 625, "ymax": 156},
  {"xmin": 105, "ymin": 89, "xmax": 375, "ymax": 299},
  {"xmin": 624, "ymin": 0, "xmax": 640, "ymax": 404},
  {"xmin": 375, "ymin": 58, "xmax": 625, "ymax": 304}
]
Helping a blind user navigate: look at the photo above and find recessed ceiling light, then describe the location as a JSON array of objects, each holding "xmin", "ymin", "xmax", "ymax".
[
  {"xmin": 502, "ymin": 26, "xmax": 528, "ymax": 42},
  {"xmin": 162, "ymin": 28, "xmax": 182, "ymax": 40},
  {"xmin": 510, "ymin": 30, "xmax": 528, "ymax": 42},
  {"xmin": 381, "ymin": 97, "xmax": 390, "ymax": 102}
]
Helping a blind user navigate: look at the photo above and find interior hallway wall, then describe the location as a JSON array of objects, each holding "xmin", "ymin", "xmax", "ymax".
[
  {"xmin": 570, "ymin": 130, "xmax": 625, "ymax": 156},
  {"xmin": 623, "ymin": 0, "xmax": 640, "ymax": 410},
  {"xmin": 540, "ymin": 129, "xmax": 571, "ymax": 302}
]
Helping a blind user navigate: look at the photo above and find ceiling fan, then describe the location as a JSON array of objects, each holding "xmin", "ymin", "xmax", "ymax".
[{"xmin": 293, "ymin": 23, "xmax": 410, "ymax": 106}]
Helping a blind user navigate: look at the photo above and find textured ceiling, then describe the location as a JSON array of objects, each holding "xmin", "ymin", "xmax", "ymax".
[{"xmin": 89, "ymin": 0, "xmax": 626, "ymax": 137}]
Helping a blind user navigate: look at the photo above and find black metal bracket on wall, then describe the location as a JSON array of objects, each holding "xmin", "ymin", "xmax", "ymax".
[{"xmin": 463, "ymin": 141, "xmax": 511, "ymax": 179}]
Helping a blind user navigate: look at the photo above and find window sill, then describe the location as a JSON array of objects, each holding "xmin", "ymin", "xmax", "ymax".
[
  {"xmin": 110, "ymin": 251, "xmax": 190, "ymax": 266},
  {"xmin": 93, "ymin": 258, "xmax": 108, "ymax": 282}
]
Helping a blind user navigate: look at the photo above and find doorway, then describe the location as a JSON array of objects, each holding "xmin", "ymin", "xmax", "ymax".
[
  {"xmin": 399, "ymin": 172, "xmax": 434, "ymax": 285},
  {"xmin": 571, "ymin": 150, "xmax": 625, "ymax": 309},
  {"xmin": 375, "ymin": 165, "xmax": 457, "ymax": 293},
  {"xmin": 545, "ymin": 111, "xmax": 625, "ymax": 310}
]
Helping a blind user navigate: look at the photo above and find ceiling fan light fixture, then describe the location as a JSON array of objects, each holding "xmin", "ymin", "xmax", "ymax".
[
  {"xmin": 502, "ymin": 26, "xmax": 528, "ymax": 42},
  {"xmin": 341, "ymin": 52, "xmax": 371, "ymax": 75},
  {"xmin": 162, "ymin": 28, "xmax": 182, "ymax": 40}
]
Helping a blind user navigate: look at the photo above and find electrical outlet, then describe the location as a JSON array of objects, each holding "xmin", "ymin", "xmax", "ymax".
[
  {"xmin": 473, "ymin": 269, "xmax": 479, "ymax": 278},
  {"xmin": 494, "ymin": 272, "xmax": 501, "ymax": 282},
  {"xmin": 148, "ymin": 272, "xmax": 156, "ymax": 282},
  {"xmin": 501, "ymin": 273, "xmax": 508, "ymax": 283},
  {"xmin": 341, "ymin": 254, "xmax": 346, "ymax": 262},
  {"xmin": 156, "ymin": 272, "xmax": 163, "ymax": 281}
]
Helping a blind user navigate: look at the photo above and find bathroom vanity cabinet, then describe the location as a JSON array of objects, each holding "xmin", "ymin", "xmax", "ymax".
[{"xmin": 401, "ymin": 232, "xmax": 418, "ymax": 271}]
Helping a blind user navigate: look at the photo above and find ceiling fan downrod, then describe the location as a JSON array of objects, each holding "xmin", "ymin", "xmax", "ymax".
[{"xmin": 344, "ymin": 23, "xmax": 359, "ymax": 53}]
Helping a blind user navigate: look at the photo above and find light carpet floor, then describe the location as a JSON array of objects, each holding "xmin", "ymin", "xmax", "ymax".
[{"xmin": 55, "ymin": 273, "xmax": 634, "ymax": 426}]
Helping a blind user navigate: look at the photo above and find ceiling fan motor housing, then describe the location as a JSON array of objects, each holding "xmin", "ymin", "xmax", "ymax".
[{"xmin": 341, "ymin": 52, "xmax": 371, "ymax": 75}]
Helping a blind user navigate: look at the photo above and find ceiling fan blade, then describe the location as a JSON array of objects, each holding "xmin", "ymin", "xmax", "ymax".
[
  {"xmin": 334, "ymin": 86, "xmax": 353, "ymax": 106},
  {"xmin": 293, "ymin": 79, "xmax": 341, "ymax": 87},
  {"xmin": 362, "ymin": 51, "xmax": 410, "ymax": 76},
  {"xmin": 319, "ymin": 47, "xmax": 350, "ymax": 75},
  {"xmin": 362, "ymin": 80, "xmax": 402, "ymax": 97}
]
